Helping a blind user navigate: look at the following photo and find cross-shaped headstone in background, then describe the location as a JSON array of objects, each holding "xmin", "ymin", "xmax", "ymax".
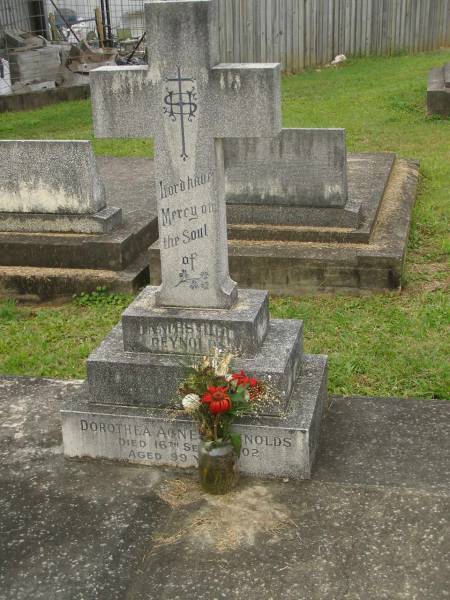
[{"xmin": 90, "ymin": 0, "xmax": 281, "ymax": 309}]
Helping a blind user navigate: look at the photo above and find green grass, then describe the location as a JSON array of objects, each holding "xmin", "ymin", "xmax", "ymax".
[
  {"xmin": 0, "ymin": 99, "xmax": 153, "ymax": 157},
  {"xmin": 0, "ymin": 291, "xmax": 132, "ymax": 379},
  {"xmin": 0, "ymin": 51, "xmax": 449, "ymax": 398}
]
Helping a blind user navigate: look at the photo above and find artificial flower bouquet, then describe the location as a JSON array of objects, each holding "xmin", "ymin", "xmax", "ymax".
[
  {"xmin": 179, "ymin": 350, "xmax": 266, "ymax": 493},
  {"xmin": 180, "ymin": 350, "xmax": 265, "ymax": 455}
]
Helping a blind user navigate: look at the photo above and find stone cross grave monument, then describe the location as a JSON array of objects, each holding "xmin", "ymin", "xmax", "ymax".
[
  {"xmin": 62, "ymin": 0, "xmax": 328, "ymax": 479},
  {"xmin": 90, "ymin": 0, "xmax": 280, "ymax": 309}
]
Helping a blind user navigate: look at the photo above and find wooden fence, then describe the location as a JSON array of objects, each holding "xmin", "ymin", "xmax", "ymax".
[{"xmin": 218, "ymin": 0, "xmax": 450, "ymax": 72}]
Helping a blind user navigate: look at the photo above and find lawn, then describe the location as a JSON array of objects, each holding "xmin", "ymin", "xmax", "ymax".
[{"xmin": 0, "ymin": 51, "xmax": 449, "ymax": 399}]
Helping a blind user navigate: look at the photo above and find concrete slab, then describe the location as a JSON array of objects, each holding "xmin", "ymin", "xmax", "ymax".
[{"xmin": 0, "ymin": 376, "xmax": 448, "ymax": 600}]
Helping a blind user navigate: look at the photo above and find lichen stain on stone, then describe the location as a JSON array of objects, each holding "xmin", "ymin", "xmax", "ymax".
[
  {"xmin": 199, "ymin": 68, "xmax": 209, "ymax": 85},
  {"xmin": 324, "ymin": 184, "xmax": 343, "ymax": 199},
  {"xmin": 146, "ymin": 64, "xmax": 162, "ymax": 85},
  {"xmin": 1, "ymin": 399, "xmax": 27, "ymax": 444},
  {"xmin": 225, "ymin": 71, "xmax": 241, "ymax": 92},
  {"xmin": 0, "ymin": 181, "xmax": 87, "ymax": 214}
]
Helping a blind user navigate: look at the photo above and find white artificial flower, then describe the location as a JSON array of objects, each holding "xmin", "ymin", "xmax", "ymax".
[{"xmin": 182, "ymin": 394, "xmax": 201, "ymax": 413}]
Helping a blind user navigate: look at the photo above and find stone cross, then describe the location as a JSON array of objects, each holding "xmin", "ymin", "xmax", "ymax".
[{"xmin": 91, "ymin": 0, "xmax": 281, "ymax": 309}]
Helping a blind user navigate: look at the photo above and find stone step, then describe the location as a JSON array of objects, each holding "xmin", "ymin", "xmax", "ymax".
[
  {"xmin": 0, "ymin": 253, "xmax": 150, "ymax": 302},
  {"xmin": 228, "ymin": 223, "xmax": 367, "ymax": 244},
  {"xmin": 87, "ymin": 318, "xmax": 304, "ymax": 412},
  {"xmin": 0, "ymin": 216, "xmax": 156, "ymax": 270},
  {"xmin": 121, "ymin": 286, "xmax": 270, "ymax": 357},
  {"xmin": 227, "ymin": 200, "xmax": 361, "ymax": 228},
  {"xmin": 0, "ymin": 206, "xmax": 122, "ymax": 234}
]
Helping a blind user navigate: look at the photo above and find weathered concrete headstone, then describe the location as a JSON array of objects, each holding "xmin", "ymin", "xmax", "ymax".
[
  {"xmin": 61, "ymin": 0, "xmax": 328, "ymax": 479},
  {"xmin": 427, "ymin": 62, "xmax": 450, "ymax": 116},
  {"xmin": 0, "ymin": 140, "xmax": 122, "ymax": 233},
  {"xmin": 224, "ymin": 128, "xmax": 361, "ymax": 227}
]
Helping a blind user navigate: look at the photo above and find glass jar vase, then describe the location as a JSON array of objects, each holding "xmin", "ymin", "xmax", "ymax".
[{"xmin": 198, "ymin": 440, "xmax": 239, "ymax": 494}]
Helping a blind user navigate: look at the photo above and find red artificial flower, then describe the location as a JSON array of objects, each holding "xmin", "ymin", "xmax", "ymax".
[
  {"xmin": 231, "ymin": 370, "xmax": 263, "ymax": 401},
  {"xmin": 231, "ymin": 370, "xmax": 259, "ymax": 388},
  {"xmin": 202, "ymin": 386, "xmax": 232, "ymax": 414}
]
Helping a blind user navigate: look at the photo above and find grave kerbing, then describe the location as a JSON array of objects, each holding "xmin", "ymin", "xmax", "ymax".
[{"xmin": 61, "ymin": 0, "xmax": 328, "ymax": 479}]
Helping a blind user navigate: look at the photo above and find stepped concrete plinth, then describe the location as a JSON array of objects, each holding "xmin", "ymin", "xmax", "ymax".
[
  {"xmin": 62, "ymin": 353, "xmax": 327, "ymax": 479},
  {"xmin": 63, "ymin": 285, "xmax": 324, "ymax": 478},
  {"xmin": 87, "ymin": 318, "xmax": 303, "ymax": 408}
]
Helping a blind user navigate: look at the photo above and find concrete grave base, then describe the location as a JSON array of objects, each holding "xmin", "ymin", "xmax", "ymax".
[
  {"xmin": 149, "ymin": 153, "xmax": 418, "ymax": 294},
  {"xmin": 61, "ymin": 281, "xmax": 327, "ymax": 479},
  {"xmin": 61, "ymin": 354, "xmax": 327, "ymax": 479},
  {"xmin": 0, "ymin": 83, "xmax": 91, "ymax": 114},
  {"xmin": 0, "ymin": 205, "xmax": 122, "ymax": 234},
  {"xmin": 427, "ymin": 63, "xmax": 450, "ymax": 116}
]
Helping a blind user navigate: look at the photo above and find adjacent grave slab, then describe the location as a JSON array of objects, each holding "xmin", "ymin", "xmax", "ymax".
[
  {"xmin": 0, "ymin": 140, "xmax": 105, "ymax": 213},
  {"xmin": 427, "ymin": 63, "xmax": 450, "ymax": 116},
  {"xmin": 0, "ymin": 157, "xmax": 159, "ymax": 300},
  {"xmin": 227, "ymin": 153, "xmax": 395, "ymax": 241},
  {"xmin": 0, "ymin": 140, "xmax": 122, "ymax": 234},
  {"xmin": 1, "ymin": 148, "xmax": 411, "ymax": 298},
  {"xmin": 148, "ymin": 154, "xmax": 418, "ymax": 294},
  {"xmin": 62, "ymin": 353, "xmax": 327, "ymax": 479}
]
